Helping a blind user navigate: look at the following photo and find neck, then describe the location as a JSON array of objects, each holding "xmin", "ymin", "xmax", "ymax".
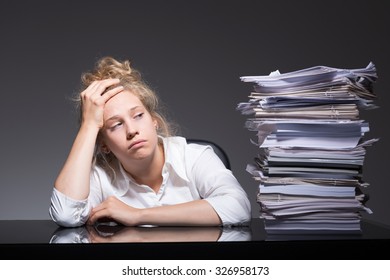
[{"xmin": 123, "ymin": 142, "xmax": 165, "ymax": 192}]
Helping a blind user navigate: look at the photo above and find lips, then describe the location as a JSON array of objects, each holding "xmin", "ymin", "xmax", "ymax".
[{"xmin": 128, "ymin": 139, "xmax": 146, "ymax": 150}]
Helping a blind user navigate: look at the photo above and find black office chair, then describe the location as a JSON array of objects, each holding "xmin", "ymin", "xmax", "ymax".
[{"xmin": 186, "ymin": 139, "xmax": 231, "ymax": 170}]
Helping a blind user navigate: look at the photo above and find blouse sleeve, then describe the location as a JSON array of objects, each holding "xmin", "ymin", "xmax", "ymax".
[
  {"xmin": 188, "ymin": 145, "xmax": 252, "ymax": 226},
  {"xmin": 49, "ymin": 167, "xmax": 105, "ymax": 227},
  {"xmin": 49, "ymin": 188, "xmax": 90, "ymax": 227}
]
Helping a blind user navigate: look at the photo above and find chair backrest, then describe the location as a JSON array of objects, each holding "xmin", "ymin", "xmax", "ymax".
[{"xmin": 186, "ymin": 139, "xmax": 231, "ymax": 170}]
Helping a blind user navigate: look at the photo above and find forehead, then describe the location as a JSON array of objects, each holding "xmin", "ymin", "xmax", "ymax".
[{"xmin": 104, "ymin": 90, "xmax": 143, "ymax": 113}]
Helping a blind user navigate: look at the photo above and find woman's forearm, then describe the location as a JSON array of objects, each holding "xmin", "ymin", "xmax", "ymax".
[
  {"xmin": 54, "ymin": 124, "xmax": 100, "ymax": 200},
  {"xmin": 138, "ymin": 200, "xmax": 222, "ymax": 226}
]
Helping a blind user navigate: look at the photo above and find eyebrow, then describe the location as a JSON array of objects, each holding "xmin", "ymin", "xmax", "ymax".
[{"xmin": 105, "ymin": 106, "xmax": 142, "ymax": 123}]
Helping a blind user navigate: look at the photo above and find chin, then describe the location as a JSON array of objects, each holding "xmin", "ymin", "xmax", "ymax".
[{"xmin": 129, "ymin": 150, "xmax": 152, "ymax": 160}]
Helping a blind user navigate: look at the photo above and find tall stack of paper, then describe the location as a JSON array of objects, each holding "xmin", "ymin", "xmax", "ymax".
[{"xmin": 237, "ymin": 62, "xmax": 379, "ymax": 235}]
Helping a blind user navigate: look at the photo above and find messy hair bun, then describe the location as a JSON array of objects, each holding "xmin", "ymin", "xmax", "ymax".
[{"xmin": 81, "ymin": 56, "xmax": 141, "ymax": 87}]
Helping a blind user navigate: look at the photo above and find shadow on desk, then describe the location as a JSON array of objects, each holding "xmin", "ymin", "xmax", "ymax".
[{"xmin": 1, "ymin": 219, "xmax": 390, "ymax": 260}]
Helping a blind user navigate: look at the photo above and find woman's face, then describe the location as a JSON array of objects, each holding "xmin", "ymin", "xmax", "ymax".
[{"xmin": 100, "ymin": 90, "xmax": 158, "ymax": 164}]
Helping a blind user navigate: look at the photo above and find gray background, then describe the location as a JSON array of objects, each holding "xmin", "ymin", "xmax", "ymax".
[{"xmin": 1, "ymin": 0, "xmax": 389, "ymax": 226}]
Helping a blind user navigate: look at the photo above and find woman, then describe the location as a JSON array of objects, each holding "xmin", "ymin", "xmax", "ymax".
[{"xmin": 49, "ymin": 56, "xmax": 251, "ymax": 227}]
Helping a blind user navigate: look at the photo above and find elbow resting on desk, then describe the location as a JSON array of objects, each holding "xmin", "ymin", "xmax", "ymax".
[{"xmin": 49, "ymin": 188, "xmax": 90, "ymax": 227}]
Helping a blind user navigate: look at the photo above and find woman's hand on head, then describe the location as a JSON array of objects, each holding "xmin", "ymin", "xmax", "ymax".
[
  {"xmin": 80, "ymin": 78, "xmax": 124, "ymax": 129},
  {"xmin": 87, "ymin": 196, "xmax": 141, "ymax": 226}
]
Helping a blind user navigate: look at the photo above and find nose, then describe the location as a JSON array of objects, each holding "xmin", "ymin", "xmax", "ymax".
[{"xmin": 126, "ymin": 123, "xmax": 138, "ymax": 140}]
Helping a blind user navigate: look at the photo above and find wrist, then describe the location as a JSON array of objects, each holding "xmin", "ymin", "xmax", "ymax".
[
  {"xmin": 79, "ymin": 122, "xmax": 101, "ymax": 135},
  {"xmin": 136, "ymin": 207, "xmax": 155, "ymax": 226}
]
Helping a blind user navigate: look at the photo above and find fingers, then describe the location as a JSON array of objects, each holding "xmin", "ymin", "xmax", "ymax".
[
  {"xmin": 87, "ymin": 196, "xmax": 118, "ymax": 225},
  {"xmin": 87, "ymin": 196, "xmax": 136, "ymax": 226},
  {"xmin": 88, "ymin": 204, "xmax": 108, "ymax": 225},
  {"xmin": 81, "ymin": 78, "xmax": 122, "ymax": 100},
  {"xmin": 79, "ymin": 79, "xmax": 124, "ymax": 128},
  {"xmin": 87, "ymin": 210, "xmax": 103, "ymax": 225},
  {"xmin": 100, "ymin": 83, "xmax": 124, "ymax": 103}
]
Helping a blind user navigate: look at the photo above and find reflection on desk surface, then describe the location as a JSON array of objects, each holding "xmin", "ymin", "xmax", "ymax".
[
  {"xmin": 260, "ymin": 218, "xmax": 390, "ymax": 241},
  {"xmin": 50, "ymin": 223, "xmax": 252, "ymax": 243},
  {"xmin": 0, "ymin": 218, "xmax": 389, "ymax": 244}
]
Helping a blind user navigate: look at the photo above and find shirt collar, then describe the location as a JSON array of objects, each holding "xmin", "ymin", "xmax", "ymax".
[
  {"xmin": 111, "ymin": 161, "xmax": 132, "ymax": 196},
  {"xmin": 161, "ymin": 136, "xmax": 190, "ymax": 183}
]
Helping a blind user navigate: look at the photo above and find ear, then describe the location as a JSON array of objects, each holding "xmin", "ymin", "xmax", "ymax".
[
  {"xmin": 153, "ymin": 119, "xmax": 158, "ymax": 129},
  {"xmin": 100, "ymin": 143, "xmax": 110, "ymax": 154}
]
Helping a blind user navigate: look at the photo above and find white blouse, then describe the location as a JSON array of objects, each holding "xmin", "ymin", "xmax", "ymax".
[{"xmin": 49, "ymin": 136, "xmax": 251, "ymax": 227}]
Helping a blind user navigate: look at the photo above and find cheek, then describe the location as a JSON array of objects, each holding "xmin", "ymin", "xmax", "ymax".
[
  {"xmin": 102, "ymin": 131, "xmax": 123, "ymax": 148},
  {"xmin": 147, "ymin": 124, "xmax": 159, "ymax": 136}
]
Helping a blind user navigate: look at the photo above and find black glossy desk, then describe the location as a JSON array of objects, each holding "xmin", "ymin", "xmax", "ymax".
[{"xmin": 1, "ymin": 218, "xmax": 390, "ymax": 259}]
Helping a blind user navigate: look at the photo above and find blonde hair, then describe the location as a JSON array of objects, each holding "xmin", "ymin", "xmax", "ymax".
[{"xmin": 74, "ymin": 56, "xmax": 176, "ymax": 178}]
